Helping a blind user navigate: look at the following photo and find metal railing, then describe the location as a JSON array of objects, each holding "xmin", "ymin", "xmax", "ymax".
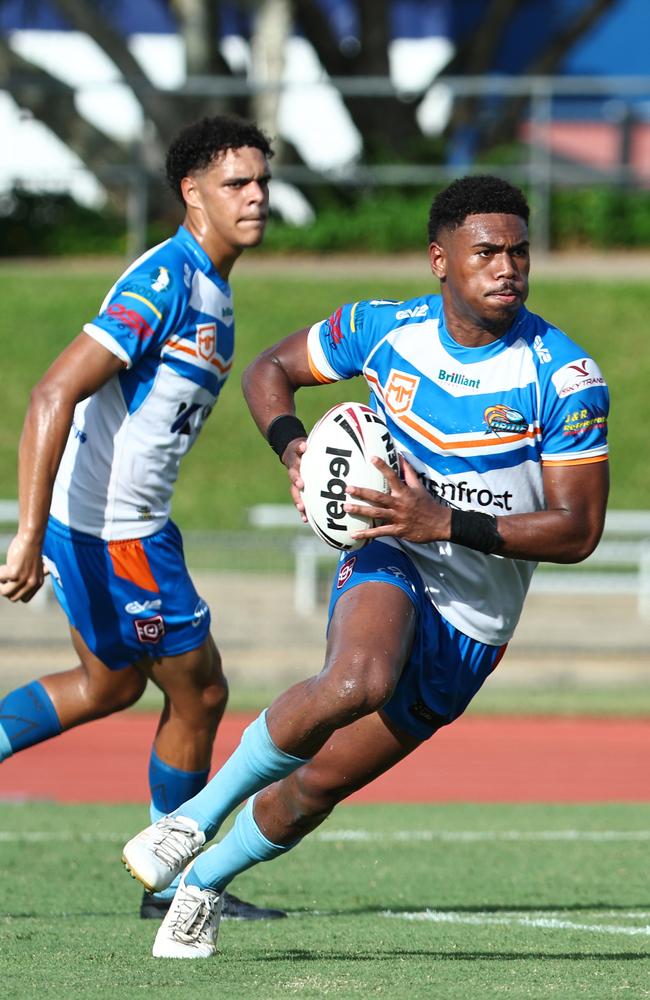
[{"xmin": 3, "ymin": 72, "xmax": 648, "ymax": 257}]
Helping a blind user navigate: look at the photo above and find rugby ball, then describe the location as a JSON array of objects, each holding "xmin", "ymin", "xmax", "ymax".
[{"xmin": 300, "ymin": 402, "xmax": 399, "ymax": 551}]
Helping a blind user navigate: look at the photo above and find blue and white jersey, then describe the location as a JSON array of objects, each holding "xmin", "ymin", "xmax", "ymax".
[
  {"xmin": 51, "ymin": 226, "xmax": 234, "ymax": 540},
  {"xmin": 307, "ymin": 294, "xmax": 609, "ymax": 644}
]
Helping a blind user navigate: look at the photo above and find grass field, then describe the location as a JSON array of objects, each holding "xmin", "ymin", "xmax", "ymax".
[
  {"xmin": 1, "ymin": 261, "xmax": 649, "ymax": 527},
  {"xmin": 1, "ymin": 801, "xmax": 649, "ymax": 999}
]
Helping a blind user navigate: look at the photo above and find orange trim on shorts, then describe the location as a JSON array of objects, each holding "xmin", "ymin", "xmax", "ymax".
[{"xmin": 108, "ymin": 538, "xmax": 159, "ymax": 592}]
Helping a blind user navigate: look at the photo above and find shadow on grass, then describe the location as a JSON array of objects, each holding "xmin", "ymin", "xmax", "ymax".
[{"xmin": 250, "ymin": 949, "xmax": 650, "ymax": 962}]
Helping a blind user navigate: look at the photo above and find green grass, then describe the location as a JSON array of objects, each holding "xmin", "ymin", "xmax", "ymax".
[
  {"xmin": 1, "ymin": 801, "xmax": 649, "ymax": 999},
  {"xmin": 1, "ymin": 262, "xmax": 649, "ymax": 528}
]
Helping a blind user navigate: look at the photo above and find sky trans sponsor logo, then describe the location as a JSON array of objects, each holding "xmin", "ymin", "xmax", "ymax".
[{"xmin": 551, "ymin": 357, "xmax": 606, "ymax": 399}]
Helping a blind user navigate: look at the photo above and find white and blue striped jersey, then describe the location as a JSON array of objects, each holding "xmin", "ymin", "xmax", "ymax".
[
  {"xmin": 51, "ymin": 226, "xmax": 234, "ymax": 540},
  {"xmin": 307, "ymin": 294, "xmax": 609, "ymax": 644}
]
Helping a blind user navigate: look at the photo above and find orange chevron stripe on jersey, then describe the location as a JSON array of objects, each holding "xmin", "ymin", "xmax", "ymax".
[
  {"xmin": 366, "ymin": 370, "xmax": 539, "ymax": 450},
  {"xmin": 399, "ymin": 411, "xmax": 538, "ymax": 451},
  {"xmin": 165, "ymin": 338, "xmax": 233, "ymax": 374},
  {"xmin": 108, "ymin": 539, "xmax": 160, "ymax": 592}
]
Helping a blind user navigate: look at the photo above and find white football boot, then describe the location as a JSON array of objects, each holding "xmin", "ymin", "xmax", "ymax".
[
  {"xmin": 152, "ymin": 867, "xmax": 223, "ymax": 959},
  {"xmin": 122, "ymin": 815, "xmax": 206, "ymax": 892}
]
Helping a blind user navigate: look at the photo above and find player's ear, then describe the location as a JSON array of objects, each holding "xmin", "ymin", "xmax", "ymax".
[
  {"xmin": 181, "ymin": 174, "xmax": 202, "ymax": 210},
  {"xmin": 429, "ymin": 241, "xmax": 446, "ymax": 280}
]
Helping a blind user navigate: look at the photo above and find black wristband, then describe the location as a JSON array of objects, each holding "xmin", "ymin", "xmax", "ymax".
[
  {"xmin": 267, "ymin": 414, "xmax": 307, "ymax": 460},
  {"xmin": 450, "ymin": 508, "xmax": 502, "ymax": 554}
]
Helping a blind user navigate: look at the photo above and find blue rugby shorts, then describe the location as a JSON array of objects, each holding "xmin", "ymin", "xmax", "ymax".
[
  {"xmin": 42, "ymin": 516, "xmax": 211, "ymax": 670},
  {"xmin": 327, "ymin": 540, "xmax": 507, "ymax": 741}
]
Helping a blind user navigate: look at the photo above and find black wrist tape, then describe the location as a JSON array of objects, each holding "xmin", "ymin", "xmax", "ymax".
[
  {"xmin": 450, "ymin": 508, "xmax": 501, "ymax": 554},
  {"xmin": 267, "ymin": 414, "xmax": 307, "ymax": 460}
]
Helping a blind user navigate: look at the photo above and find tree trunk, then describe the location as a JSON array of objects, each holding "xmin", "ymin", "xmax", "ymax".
[
  {"xmin": 250, "ymin": 0, "xmax": 291, "ymax": 158},
  {"xmin": 291, "ymin": 0, "xmax": 425, "ymax": 158}
]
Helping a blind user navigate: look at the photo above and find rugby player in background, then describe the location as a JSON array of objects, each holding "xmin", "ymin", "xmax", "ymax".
[{"xmin": 0, "ymin": 114, "xmax": 286, "ymax": 923}]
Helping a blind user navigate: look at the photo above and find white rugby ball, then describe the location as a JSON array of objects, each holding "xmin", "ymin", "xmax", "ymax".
[{"xmin": 300, "ymin": 401, "xmax": 399, "ymax": 551}]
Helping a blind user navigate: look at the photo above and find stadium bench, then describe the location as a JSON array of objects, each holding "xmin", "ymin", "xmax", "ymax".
[{"xmin": 248, "ymin": 504, "xmax": 650, "ymax": 617}]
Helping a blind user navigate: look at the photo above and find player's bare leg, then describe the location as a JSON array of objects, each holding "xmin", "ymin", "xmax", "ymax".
[
  {"xmin": 39, "ymin": 626, "xmax": 148, "ymax": 727},
  {"xmin": 144, "ymin": 634, "xmax": 228, "ymax": 774},
  {"xmin": 148, "ymin": 709, "xmax": 422, "ymax": 959},
  {"xmin": 0, "ymin": 625, "xmax": 147, "ymax": 763},
  {"xmin": 254, "ymin": 709, "xmax": 422, "ymax": 843},
  {"xmin": 122, "ymin": 581, "xmax": 414, "ymax": 931},
  {"xmin": 264, "ymin": 582, "xmax": 417, "ymax": 759},
  {"xmin": 134, "ymin": 635, "xmax": 285, "ymax": 921},
  {"xmin": 125, "ymin": 581, "xmax": 414, "ymax": 856}
]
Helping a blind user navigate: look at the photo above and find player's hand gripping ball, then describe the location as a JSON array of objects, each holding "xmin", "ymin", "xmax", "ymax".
[{"xmin": 300, "ymin": 402, "xmax": 399, "ymax": 550}]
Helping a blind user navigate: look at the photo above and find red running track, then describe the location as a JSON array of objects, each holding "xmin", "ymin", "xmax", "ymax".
[{"xmin": 0, "ymin": 712, "xmax": 648, "ymax": 804}]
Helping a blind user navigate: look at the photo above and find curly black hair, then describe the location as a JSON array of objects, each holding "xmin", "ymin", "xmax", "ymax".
[
  {"xmin": 166, "ymin": 114, "xmax": 274, "ymax": 202},
  {"xmin": 428, "ymin": 175, "xmax": 529, "ymax": 243}
]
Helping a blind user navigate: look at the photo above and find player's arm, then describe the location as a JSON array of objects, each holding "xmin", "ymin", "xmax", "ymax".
[
  {"xmin": 489, "ymin": 459, "xmax": 609, "ymax": 562},
  {"xmin": 0, "ymin": 333, "xmax": 125, "ymax": 602},
  {"xmin": 347, "ymin": 456, "xmax": 609, "ymax": 564},
  {"xmin": 242, "ymin": 328, "xmax": 320, "ymax": 513}
]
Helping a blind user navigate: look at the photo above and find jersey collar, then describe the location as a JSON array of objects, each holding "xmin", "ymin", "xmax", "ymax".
[
  {"xmin": 438, "ymin": 305, "xmax": 528, "ymax": 362},
  {"xmin": 176, "ymin": 225, "xmax": 231, "ymax": 292}
]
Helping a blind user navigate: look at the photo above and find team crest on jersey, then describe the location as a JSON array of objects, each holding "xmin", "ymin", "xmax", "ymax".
[
  {"xmin": 384, "ymin": 370, "xmax": 419, "ymax": 414},
  {"xmin": 337, "ymin": 557, "xmax": 356, "ymax": 588},
  {"xmin": 484, "ymin": 404, "xmax": 528, "ymax": 435},
  {"xmin": 134, "ymin": 615, "xmax": 165, "ymax": 644},
  {"xmin": 196, "ymin": 323, "xmax": 217, "ymax": 361}
]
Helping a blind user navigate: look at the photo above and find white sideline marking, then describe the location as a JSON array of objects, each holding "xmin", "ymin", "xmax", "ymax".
[
  {"xmin": 316, "ymin": 829, "xmax": 650, "ymax": 843},
  {"xmin": 0, "ymin": 831, "xmax": 123, "ymax": 842},
  {"xmin": 1, "ymin": 828, "xmax": 650, "ymax": 844},
  {"xmin": 384, "ymin": 909, "xmax": 650, "ymax": 937}
]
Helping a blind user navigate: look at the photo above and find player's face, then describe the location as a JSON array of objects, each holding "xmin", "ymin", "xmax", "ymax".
[
  {"xmin": 183, "ymin": 146, "xmax": 271, "ymax": 263},
  {"xmin": 430, "ymin": 213, "xmax": 530, "ymax": 340}
]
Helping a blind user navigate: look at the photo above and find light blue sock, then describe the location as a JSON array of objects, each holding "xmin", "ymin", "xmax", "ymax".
[
  {"xmin": 176, "ymin": 710, "xmax": 308, "ymax": 841},
  {"xmin": 185, "ymin": 796, "xmax": 299, "ymax": 894}
]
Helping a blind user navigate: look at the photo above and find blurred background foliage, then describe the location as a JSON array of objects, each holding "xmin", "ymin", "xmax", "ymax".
[{"xmin": 3, "ymin": 182, "xmax": 650, "ymax": 257}]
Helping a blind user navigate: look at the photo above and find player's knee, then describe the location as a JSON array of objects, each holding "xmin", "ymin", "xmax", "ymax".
[
  {"xmin": 318, "ymin": 655, "xmax": 397, "ymax": 723},
  {"xmin": 199, "ymin": 674, "xmax": 228, "ymax": 724},
  {"xmin": 83, "ymin": 669, "xmax": 147, "ymax": 715},
  {"xmin": 198, "ymin": 642, "xmax": 228, "ymax": 719},
  {"xmin": 281, "ymin": 766, "xmax": 341, "ymax": 834}
]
